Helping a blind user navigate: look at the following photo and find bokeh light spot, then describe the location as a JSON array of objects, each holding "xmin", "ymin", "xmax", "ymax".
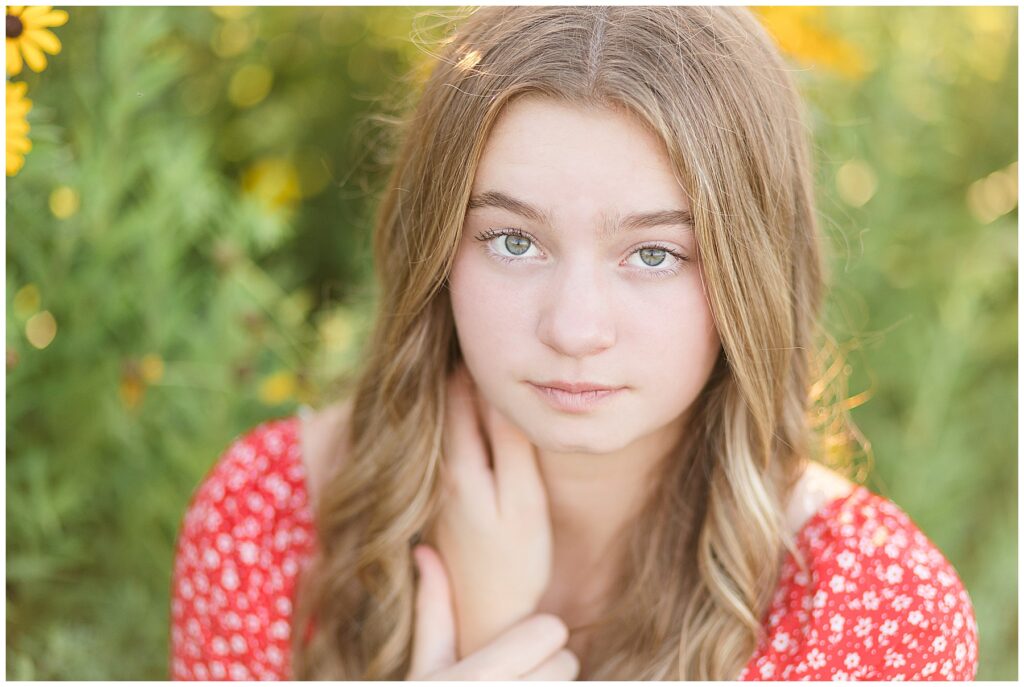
[
  {"xmin": 836, "ymin": 159, "xmax": 878, "ymax": 208},
  {"xmin": 210, "ymin": 7, "xmax": 252, "ymax": 21},
  {"xmin": 212, "ymin": 20, "xmax": 255, "ymax": 58},
  {"xmin": 49, "ymin": 186, "xmax": 80, "ymax": 219},
  {"xmin": 13, "ymin": 283, "xmax": 41, "ymax": 319},
  {"xmin": 241, "ymin": 158, "xmax": 301, "ymax": 210},
  {"xmin": 319, "ymin": 309, "xmax": 355, "ymax": 352},
  {"xmin": 228, "ymin": 64, "xmax": 273, "ymax": 108},
  {"xmin": 259, "ymin": 370, "xmax": 297, "ymax": 405},
  {"xmin": 966, "ymin": 162, "xmax": 1018, "ymax": 224},
  {"xmin": 140, "ymin": 354, "xmax": 165, "ymax": 384},
  {"xmin": 26, "ymin": 310, "xmax": 57, "ymax": 349}
]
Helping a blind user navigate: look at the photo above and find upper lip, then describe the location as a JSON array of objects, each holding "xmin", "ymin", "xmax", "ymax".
[{"xmin": 531, "ymin": 380, "xmax": 623, "ymax": 393}]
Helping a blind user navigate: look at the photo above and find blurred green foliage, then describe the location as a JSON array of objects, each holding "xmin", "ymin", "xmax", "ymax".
[{"xmin": 5, "ymin": 6, "xmax": 1016, "ymax": 680}]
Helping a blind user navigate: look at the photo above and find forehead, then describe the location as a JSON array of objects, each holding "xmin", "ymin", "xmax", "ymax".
[{"xmin": 471, "ymin": 97, "xmax": 690, "ymax": 213}]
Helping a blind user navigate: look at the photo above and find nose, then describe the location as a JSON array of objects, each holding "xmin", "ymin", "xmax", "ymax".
[{"xmin": 535, "ymin": 258, "xmax": 616, "ymax": 359}]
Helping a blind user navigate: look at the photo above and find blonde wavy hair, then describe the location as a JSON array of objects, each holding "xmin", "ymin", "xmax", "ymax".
[{"xmin": 292, "ymin": 5, "xmax": 869, "ymax": 680}]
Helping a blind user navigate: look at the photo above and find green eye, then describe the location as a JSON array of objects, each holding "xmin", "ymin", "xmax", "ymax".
[
  {"xmin": 638, "ymin": 247, "xmax": 667, "ymax": 267},
  {"xmin": 505, "ymin": 235, "xmax": 531, "ymax": 256}
]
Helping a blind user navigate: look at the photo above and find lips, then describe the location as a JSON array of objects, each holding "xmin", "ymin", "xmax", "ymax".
[
  {"xmin": 531, "ymin": 380, "xmax": 623, "ymax": 393},
  {"xmin": 527, "ymin": 381, "xmax": 625, "ymax": 413}
]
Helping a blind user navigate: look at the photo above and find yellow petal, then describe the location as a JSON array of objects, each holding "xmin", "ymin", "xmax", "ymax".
[
  {"xmin": 7, "ymin": 7, "xmax": 26, "ymax": 17},
  {"xmin": 7, "ymin": 80, "xmax": 28, "ymax": 98},
  {"xmin": 9, "ymin": 136, "xmax": 32, "ymax": 153},
  {"xmin": 7, "ymin": 105, "xmax": 31, "ymax": 120},
  {"xmin": 20, "ymin": 40, "xmax": 47, "ymax": 72},
  {"xmin": 6, "ymin": 41, "xmax": 23, "ymax": 76},
  {"xmin": 30, "ymin": 8, "xmax": 68, "ymax": 28},
  {"xmin": 8, "ymin": 121, "xmax": 30, "ymax": 137},
  {"xmin": 7, "ymin": 101, "xmax": 31, "ymax": 117},
  {"xmin": 7, "ymin": 97, "xmax": 31, "ymax": 117},
  {"xmin": 7, "ymin": 130, "xmax": 30, "ymax": 147},
  {"xmin": 8, "ymin": 151, "xmax": 26, "ymax": 176},
  {"xmin": 19, "ymin": 6, "xmax": 51, "ymax": 21},
  {"xmin": 24, "ymin": 29, "xmax": 60, "ymax": 54}
]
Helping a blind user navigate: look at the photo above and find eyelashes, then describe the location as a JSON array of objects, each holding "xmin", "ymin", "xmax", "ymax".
[{"xmin": 472, "ymin": 226, "xmax": 689, "ymax": 279}]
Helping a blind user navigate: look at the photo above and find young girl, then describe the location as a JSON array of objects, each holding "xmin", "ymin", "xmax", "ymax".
[{"xmin": 169, "ymin": 6, "xmax": 979, "ymax": 680}]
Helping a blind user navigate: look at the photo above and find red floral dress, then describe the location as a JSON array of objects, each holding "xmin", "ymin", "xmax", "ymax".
[{"xmin": 169, "ymin": 416, "xmax": 979, "ymax": 680}]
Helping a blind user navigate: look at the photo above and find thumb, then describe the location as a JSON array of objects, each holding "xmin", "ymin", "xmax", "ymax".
[{"xmin": 407, "ymin": 544, "xmax": 457, "ymax": 679}]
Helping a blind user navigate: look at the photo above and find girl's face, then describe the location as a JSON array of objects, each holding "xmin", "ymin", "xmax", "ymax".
[{"xmin": 448, "ymin": 96, "xmax": 722, "ymax": 454}]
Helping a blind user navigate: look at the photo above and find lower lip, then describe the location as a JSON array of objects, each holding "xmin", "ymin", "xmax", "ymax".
[{"xmin": 527, "ymin": 383, "xmax": 624, "ymax": 414}]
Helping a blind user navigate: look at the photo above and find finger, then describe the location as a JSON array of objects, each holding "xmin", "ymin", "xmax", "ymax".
[
  {"xmin": 520, "ymin": 648, "xmax": 581, "ymax": 680},
  {"xmin": 480, "ymin": 399, "xmax": 546, "ymax": 514},
  {"xmin": 453, "ymin": 613, "xmax": 569, "ymax": 680},
  {"xmin": 443, "ymin": 364, "xmax": 494, "ymax": 501},
  {"xmin": 407, "ymin": 545, "xmax": 457, "ymax": 679}
]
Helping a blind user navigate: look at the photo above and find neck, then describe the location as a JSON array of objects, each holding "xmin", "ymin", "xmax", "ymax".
[{"xmin": 535, "ymin": 411, "xmax": 687, "ymax": 626}]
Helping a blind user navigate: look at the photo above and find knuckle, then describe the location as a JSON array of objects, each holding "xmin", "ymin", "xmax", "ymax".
[
  {"xmin": 532, "ymin": 614, "xmax": 569, "ymax": 644},
  {"xmin": 559, "ymin": 649, "xmax": 581, "ymax": 677}
]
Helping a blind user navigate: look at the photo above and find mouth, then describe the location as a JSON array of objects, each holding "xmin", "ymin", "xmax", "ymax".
[
  {"xmin": 526, "ymin": 381, "xmax": 626, "ymax": 414},
  {"xmin": 530, "ymin": 380, "xmax": 623, "ymax": 393}
]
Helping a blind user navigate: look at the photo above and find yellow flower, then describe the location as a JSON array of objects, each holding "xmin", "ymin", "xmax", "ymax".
[
  {"xmin": 7, "ymin": 81, "xmax": 32, "ymax": 176},
  {"xmin": 140, "ymin": 353, "xmax": 165, "ymax": 384},
  {"xmin": 259, "ymin": 370, "xmax": 297, "ymax": 405},
  {"xmin": 241, "ymin": 157, "xmax": 301, "ymax": 211},
  {"xmin": 118, "ymin": 354, "xmax": 166, "ymax": 410},
  {"xmin": 754, "ymin": 7, "xmax": 868, "ymax": 81},
  {"xmin": 6, "ymin": 5, "xmax": 68, "ymax": 76}
]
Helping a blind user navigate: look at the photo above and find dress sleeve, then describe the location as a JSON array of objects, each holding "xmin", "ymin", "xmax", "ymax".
[
  {"xmin": 839, "ymin": 501, "xmax": 980, "ymax": 681},
  {"xmin": 168, "ymin": 417, "xmax": 315, "ymax": 681},
  {"xmin": 740, "ymin": 489, "xmax": 979, "ymax": 681}
]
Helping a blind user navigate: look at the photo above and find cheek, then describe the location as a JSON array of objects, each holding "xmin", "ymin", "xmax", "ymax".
[
  {"xmin": 625, "ymin": 279, "xmax": 721, "ymax": 382},
  {"xmin": 448, "ymin": 248, "xmax": 533, "ymax": 360}
]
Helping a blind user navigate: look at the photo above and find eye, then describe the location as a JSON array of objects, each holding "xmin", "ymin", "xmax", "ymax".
[
  {"xmin": 635, "ymin": 247, "xmax": 668, "ymax": 267},
  {"xmin": 473, "ymin": 227, "xmax": 543, "ymax": 261},
  {"xmin": 503, "ymin": 234, "xmax": 532, "ymax": 256},
  {"xmin": 623, "ymin": 243, "xmax": 688, "ymax": 278}
]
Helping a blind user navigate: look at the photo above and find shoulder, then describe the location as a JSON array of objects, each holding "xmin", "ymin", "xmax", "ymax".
[
  {"xmin": 783, "ymin": 461, "xmax": 856, "ymax": 538},
  {"xmin": 185, "ymin": 416, "xmax": 308, "ymax": 523},
  {"xmin": 169, "ymin": 416, "xmax": 315, "ymax": 680},
  {"xmin": 176, "ymin": 416, "xmax": 312, "ymax": 555},
  {"xmin": 297, "ymin": 397, "xmax": 354, "ymax": 511},
  {"xmin": 741, "ymin": 486, "xmax": 979, "ymax": 681}
]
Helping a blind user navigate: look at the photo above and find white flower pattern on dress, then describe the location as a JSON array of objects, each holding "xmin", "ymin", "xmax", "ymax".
[
  {"xmin": 169, "ymin": 418, "xmax": 315, "ymax": 680},
  {"xmin": 737, "ymin": 483, "xmax": 979, "ymax": 680},
  {"xmin": 169, "ymin": 417, "xmax": 980, "ymax": 681}
]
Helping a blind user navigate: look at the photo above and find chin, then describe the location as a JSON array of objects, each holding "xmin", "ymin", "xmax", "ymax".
[{"xmin": 527, "ymin": 423, "xmax": 631, "ymax": 455}]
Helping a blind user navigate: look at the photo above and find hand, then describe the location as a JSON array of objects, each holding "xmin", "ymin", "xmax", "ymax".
[
  {"xmin": 405, "ymin": 545, "xmax": 578, "ymax": 680},
  {"xmin": 429, "ymin": 363, "xmax": 554, "ymax": 659}
]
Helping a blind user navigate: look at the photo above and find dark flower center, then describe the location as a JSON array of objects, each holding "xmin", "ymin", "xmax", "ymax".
[{"xmin": 7, "ymin": 15, "xmax": 24, "ymax": 39}]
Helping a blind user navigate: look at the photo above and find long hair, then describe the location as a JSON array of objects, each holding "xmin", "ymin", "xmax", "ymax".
[{"xmin": 291, "ymin": 6, "xmax": 865, "ymax": 679}]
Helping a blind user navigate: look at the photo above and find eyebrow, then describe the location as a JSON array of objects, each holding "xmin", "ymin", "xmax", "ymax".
[{"xmin": 466, "ymin": 190, "xmax": 694, "ymax": 236}]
